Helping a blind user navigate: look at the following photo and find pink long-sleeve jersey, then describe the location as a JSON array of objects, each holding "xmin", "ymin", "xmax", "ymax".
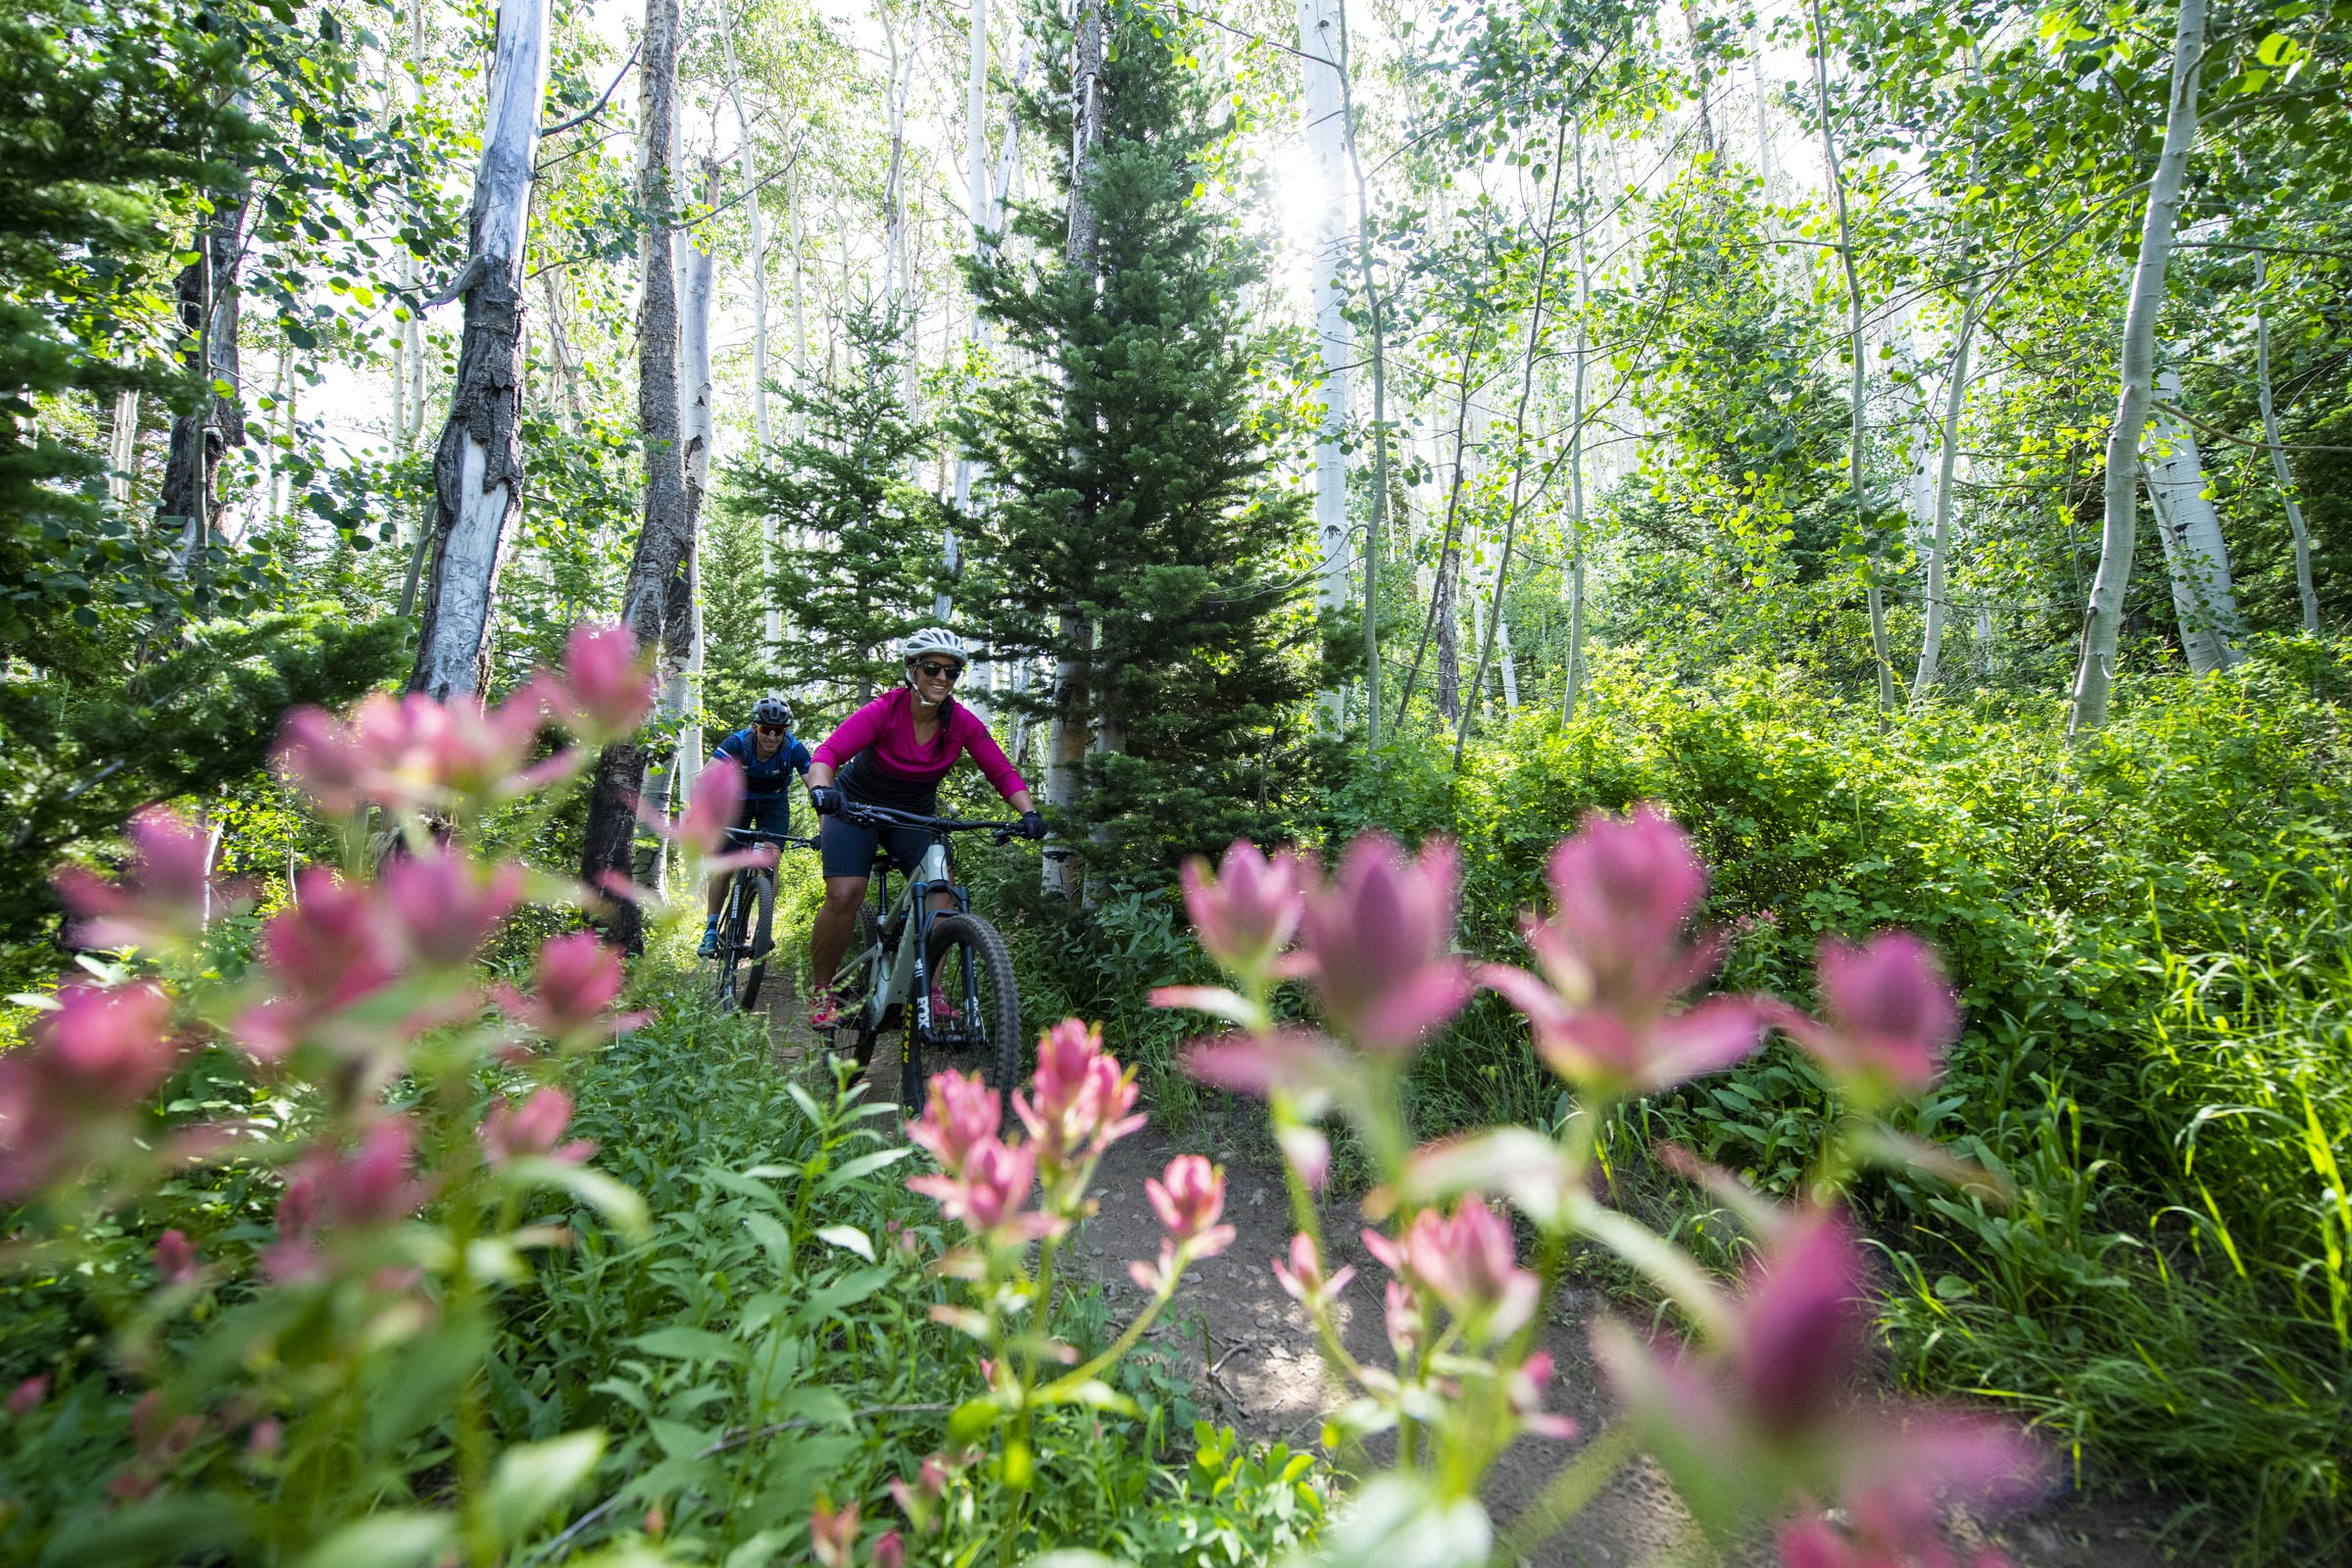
[{"xmin": 810, "ymin": 687, "xmax": 1028, "ymax": 801}]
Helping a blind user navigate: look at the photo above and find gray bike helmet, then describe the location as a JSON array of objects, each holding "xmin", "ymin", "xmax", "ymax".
[{"xmin": 750, "ymin": 693, "xmax": 792, "ymax": 729}]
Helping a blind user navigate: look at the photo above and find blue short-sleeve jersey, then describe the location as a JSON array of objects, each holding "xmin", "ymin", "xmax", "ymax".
[{"xmin": 712, "ymin": 727, "xmax": 812, "ymax": 798}]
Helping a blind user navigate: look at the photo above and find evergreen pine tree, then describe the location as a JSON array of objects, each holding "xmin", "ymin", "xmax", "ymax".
[
  {"xmin": 723, "ymin": 308, "xmax": 945, "ymax": 721},
  {"xmin": 961, "ymin": 11, "xmax": 1314, "ymax": 888}
]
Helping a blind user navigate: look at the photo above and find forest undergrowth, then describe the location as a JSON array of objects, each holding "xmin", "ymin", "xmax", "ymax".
[{"xmin": 992, "ymin": 639, "xmax": 2352, "ymax": 1564}]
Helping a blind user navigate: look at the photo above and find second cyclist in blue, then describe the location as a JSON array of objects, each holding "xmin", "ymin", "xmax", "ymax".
[{"xmin": 699, "ymin": 693, "xmax": 813, "ymax": 956}]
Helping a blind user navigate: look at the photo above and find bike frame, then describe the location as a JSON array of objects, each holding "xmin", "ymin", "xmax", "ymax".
[
  {"xmin": 832, "ymin": 805, "xmax": 1016, "ymax": 1043},
  {"xmin": 853, "ymin": 836, "xmax": 967, "ymax": 1042}
]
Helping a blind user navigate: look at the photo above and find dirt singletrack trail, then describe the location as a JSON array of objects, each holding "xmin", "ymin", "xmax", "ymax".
[
  {"xmin": 1064, "ymin": 1117, "xmax": 2179, "ymax": 1568},
  {"xmin": 737, "ymin": 975, "xmax": 2176, "ymax": 1568}
]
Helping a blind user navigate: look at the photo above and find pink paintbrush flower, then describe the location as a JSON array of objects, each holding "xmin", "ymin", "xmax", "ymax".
[
  {"xmin": 0, "ymin": 982, "xmax": 179, "ymax": 1196},
  {"xmin": 1179, "ymin": 839, "xmax": 1305, "ymax": 987},
  {"xmin": 500, "ymin": 930, "xmax": 632, "ymax": 1040},
  {"xmin": 478, "ymin": 1088, "xmax": 596, "ymax": 1166},
  {"xmin": 1776, "ymin": 933, "xmax": 1960, "ymax": 1098},
  {"xmin": 907, "ymin": 1069, "xmax": 1003, "ymax": 1178},
  {"xmin": 1296, "ymin": 835, "xmax": 1473, "ymax": 1055},
  {"xmin": 1362, "ymin": 1195, "xmax": 1539, "ymax": 1347},
  {"xmin": 380, "ymin": 852, "xmax": 523, "ymax": 969},
  {"xmin": 1014, "ymin": 1019, "xmax": 1143, "ymax": 1171},
  {"xmin": 1480, "ymin": 806, "xmax": 1765, "ymax": 1096},
  {"xmin": 52, "ymin": 808, "xmax": 223, "ymax": 952},
  {"xmin": 551, "ymin": 622, "xmax": 656, "ymax": 742},
  {"xmin": 1272, "ymin": 1231, "xmax": 1355, "ymax": 1312}
]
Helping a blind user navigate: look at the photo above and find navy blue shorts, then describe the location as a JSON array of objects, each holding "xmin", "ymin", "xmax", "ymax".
[
  {"xmin": 818, "ymin": 812, "xmax": 940, "ymax": 880},
  {"xmin": 734, "ymin": 793, "xmax": 793, "ymax": 839}
]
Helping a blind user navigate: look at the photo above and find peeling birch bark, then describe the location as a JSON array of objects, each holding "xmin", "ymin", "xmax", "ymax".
[
  {"xmin": 1300, "ymin": 0, "xmax": 1352, "ymax": 724},
  {"xmin": 407, "ymin": 0, "xmax": 551, "ymax": 700},
  {"xmin": 2146, "ymin": 368, "xmax": 2240, "ymax": 673},
  {"xmin": 2069, "ymin": 0, "xmax": 2207, "ymax": 734}
]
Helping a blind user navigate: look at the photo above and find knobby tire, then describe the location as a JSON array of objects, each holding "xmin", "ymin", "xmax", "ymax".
[{"xmin": 909, "ymin": 912, "xmax": 1022, "ymax": 1113}]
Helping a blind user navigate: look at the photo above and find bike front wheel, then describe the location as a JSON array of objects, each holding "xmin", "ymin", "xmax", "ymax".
[
  {"xmin": 915, "ymin": 912, "xmax": 1022, "ymax": 1106},
  {"xmin": 737, "ymin": 869, "xmax": 778, "ymax": 1013}
]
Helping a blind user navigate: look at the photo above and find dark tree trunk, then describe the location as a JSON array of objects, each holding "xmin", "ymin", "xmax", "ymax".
[
  {"xmin": 158, "ymin": 199, "xmax": 249, "ymax": 594},
  {"xmin": 581, "ymin": 0, "xmax": 692, "ymax": 952}
]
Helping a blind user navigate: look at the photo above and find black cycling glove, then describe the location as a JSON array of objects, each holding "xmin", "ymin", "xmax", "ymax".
[
  {"xmin": 1017, "ymin": 810, "xmax": 1049, "ymax": 841},
  {"xmin": 809, "ymin": 784, "xmax": 844, "ymax": 816}
]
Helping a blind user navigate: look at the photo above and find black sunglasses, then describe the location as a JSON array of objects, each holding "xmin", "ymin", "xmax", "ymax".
[
  {"xmin": 754, "ymin": 722, "xmax": 786, "ymax": 735},
  {"xmin": 912, "ymin": 660, "xmax": 963, "ymax": 681}
]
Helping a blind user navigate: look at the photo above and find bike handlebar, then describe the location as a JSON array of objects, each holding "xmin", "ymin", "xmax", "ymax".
[
  {"xmin": 722, "ymin": 827, "xmax": 820, "ymax": 851},
  {"xmin": 832, "ymin": 801, "xmax": 1022, "ymax": 836}
]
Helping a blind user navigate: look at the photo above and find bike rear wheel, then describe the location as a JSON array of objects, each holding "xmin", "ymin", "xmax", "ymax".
[
  {"xmin": 909, "ymin": 913, "xmax": 1022, "ymax": 1110},
  {"xmin": 737, "ymin": 869, "xmax": 777, "ymax": 1013},
  {"xmin": 842, "ymin": 899, "xmax": 887, "ymax": 1066}
]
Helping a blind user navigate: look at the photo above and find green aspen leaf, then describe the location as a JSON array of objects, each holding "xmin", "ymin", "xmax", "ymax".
[
  {"xmin": 292, "ymin": 1512, "xmax": 457, "ymax": 1568},
  {"xmin": 814, "ymin": 1223, "xmax": 874, "ymax": 1260},
  {"xmin": 484, "ymin": 1431, "xmax": 607, "ymax": 1544}
]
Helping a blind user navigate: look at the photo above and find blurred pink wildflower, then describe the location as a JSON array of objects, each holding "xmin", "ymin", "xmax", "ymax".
[
  {"xmin": 381, "ymin": 852, "xmax": 523, "ymax": 969},
  {"xmin": 909, "ymin": 1136, "xmax": 1046, "ymax": 1243},
  {"xmin": 478, "ymin": 1088, "xmax": 595, "ymax": 1166},
  {"xmin": 1178, "ymin": 839, "xmax": 1304, "ymax": 987},
  {"xmin": 809, "ymin": 1500, "xmax": 859, "ymax": 1568},
  {"xmin": 548, "ymin": 622, "xmax": 656, "ymax": 742},
  {"xmin": 153, "ymin": 1229, "xmax": 201, "ymax": 1286},
  {"xmin": 0, "ymin": 982, "xmax": 180, "ymax": 1196},
  {"xmin": 1131, "ymin": 1154, "xmax": 1236, "ymax": 1293},
  {"xmin": 1272, "ymin": 1232, "xmax": 1355, "ymax": 1312},
  {"xmin": 1296, "ymin": 835, "xmax": 1473, "ymax": 1055},
  {"xmin": 1775, "ymin": 934, "xmax": 1960, "ymax": 1098},
  {"xmin": 267, "ymin": 1118, "xmax": 434, "ymax": 1279},
  {"xmin": 500, "ymin": 930, "xmax": 635, "ymax": 1040},
  {"xmin": 906, "ymin": 1069, "xmax": 1002, "ymax": 1177},
  {"xmin": 1479, "ymin": 806, "xmax": 1764, "ymax": 1096},
  {"xmin": 53, "ymin": 808, "xmax": 223, "ymax": 952},
  {"xmin": 1363, "ymin": 1194, "xmax": 1539, "ymax": 1346},
  {"xmin": 1014, "ymin": 1019, "xmax": 1143, "ymax": 1172}
]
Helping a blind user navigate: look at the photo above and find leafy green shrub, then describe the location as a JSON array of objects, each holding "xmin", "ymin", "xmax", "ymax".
[{"xmin": 1316, "ymin": 641, "xmax": 2352, "ymax": 1560}]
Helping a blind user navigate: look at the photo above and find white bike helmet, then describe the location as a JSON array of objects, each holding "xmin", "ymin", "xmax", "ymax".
[{"xmin": 899, "ymin": 626, "xmax": 967, "ymax": 667}]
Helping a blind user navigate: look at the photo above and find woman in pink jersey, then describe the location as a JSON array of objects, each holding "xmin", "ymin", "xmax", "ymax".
[{"xmin": 803, "ymin": 627, "xmax": 1046, "ymax": 1026}]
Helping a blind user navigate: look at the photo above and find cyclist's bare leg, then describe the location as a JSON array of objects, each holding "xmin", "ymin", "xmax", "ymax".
[
  {"xmin": 704, "ymin": 870, "xmax": 732, "ymax": 920},
  {"xmin": 809, "ymin": 875, "xmax": 870, "ymax": 989}
]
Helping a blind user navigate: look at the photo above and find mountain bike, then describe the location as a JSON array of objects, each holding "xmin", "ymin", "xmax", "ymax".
[
  {"xmin": 709, "ymin": 826, "xmax": 817, "ymax": 1014},
  {"xmin": 826, "ymin": 802, "xmax": 1026, "ymax": 1112}
]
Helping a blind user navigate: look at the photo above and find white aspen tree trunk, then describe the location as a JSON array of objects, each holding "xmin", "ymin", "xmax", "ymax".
[
  {"xmin": 2255, "ymin": 253, "xmax": 2321, "ymax": 632},
  {"xmin": 109, "ymin": 390, "xmax": 141, "ymax": 505},
  {"xmin": 1497, "ymin": 615, "xmax": 1518, "ymax": 709},
  {"xmin": 1911, "ymin": 302, "xmax": 1977, "ymax": 698},
  {"xmin": 1805, "ymin": 0, "xmax": 1893, "ymax": 719},
  {"xmin": 1564, "ymin": 124, "xmax": 1591, "ymax": 723},
  {"xmin": 1045, "ymin": 0, "xmax": 1104, "ymax": 898},
  {"xmin": 2068, "ymin": 0, "xmax": 2207, "ymax": 734},
  {"xmin": 161, "ymin": 195, "xmax": 248, "ymax": 582},
  {"xmin": 711, "ymin": 0, "xmax": 780, "ymax": 651},
  {"xmin": 1458, "ymin": 113, "xmax": 1568, "ymax": 764},
  {"xmin": 677, "ymin": 165, "xmax": 718, "ymax": 794},
  {"xmin": 940, "ymin": 0, "xmax": 989, "ymax": 624},
  {"xmin": 1334, "ymin": 0, "xmax": 1390, "ymax": 745},
  {"xmin": 713, "ymin": 0, "xmax": 768, "ymax": 452},
  {"xmin": 1300, "ymin": 0, "xmax": 1352, "ymax": 725},
  {"xmin": 407, "ymin": 0, "xmax": 549, "ymax": 699},
  {"xmin": 1751, "ymin": 23, "xmax": 1774, "ymax": 212},
  {"xmin": 2146, "ymin": 367, "xmax": 2241, "ymax": 672}
]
